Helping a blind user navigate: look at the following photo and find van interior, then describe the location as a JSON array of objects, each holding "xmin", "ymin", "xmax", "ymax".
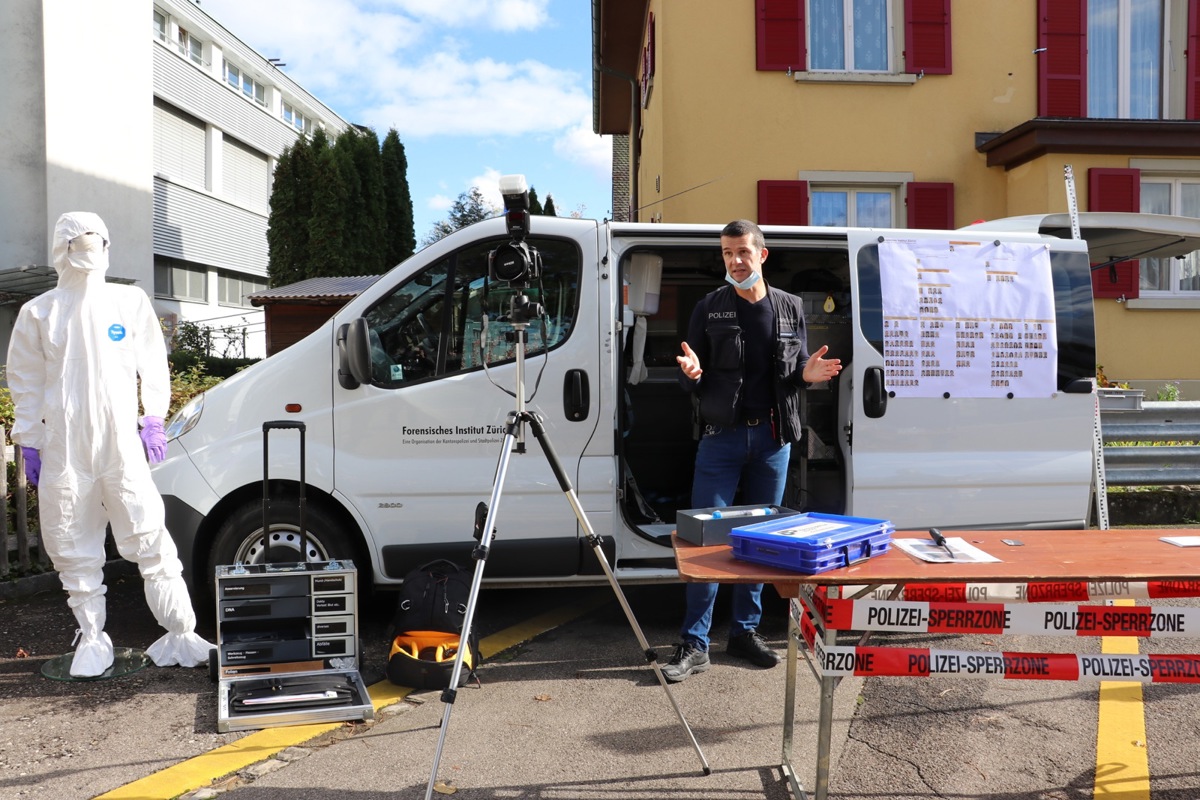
[{"xmin": 618, "ymin": 241, "xmax": 853, "ymax": 542}]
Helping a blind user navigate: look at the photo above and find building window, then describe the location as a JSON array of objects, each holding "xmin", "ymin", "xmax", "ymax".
[
  {"xmin": 221, "ymin": 135, "xmax": 271, "ymax": 212},
  {"xmin": 1140, "ymin": 176, "xmax": 1200, "ymax": 292},
  {"xmin": 1087, "ymin": 0, "xmax": 1163, "ymax": 119},
  {"xmin": 153, "ymin": 10, "xmax": 167, "ymax": 42},
  {"xmin": 811, "ymin": 186, "xmax": 896, "ymax": 226},
  {"xmin": 808, "ymin": 0, "xmax": 891, "ymax": 72},
  {"xmin": 225, "ymin": 63, "xmax": 267, "ymax": 107},
  {"xmin": 153, "ymin": 99, "xmax": 206, "ymax": 188},
  {"xmin": 282, "ymin": 102, "xmax": 311, "ymax": 133},
  {"xmin": 178, "ymin": 26, "xmax": 204, "ymax": 65},
  {"xmin": 218, "ymin": 271, "xmax": 267, "ymax": 307},
  {"xmin": 155, "ymin": 257, "xmax": 208, "ymax": 302}
]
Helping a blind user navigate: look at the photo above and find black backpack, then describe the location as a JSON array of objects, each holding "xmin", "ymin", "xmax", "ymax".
[{"xmin": 387, "ymin": 559, "xmax": 480, "ymax": 689}]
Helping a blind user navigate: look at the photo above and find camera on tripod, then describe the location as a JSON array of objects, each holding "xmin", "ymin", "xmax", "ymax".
[{"xmin": 488, "ymin": 174, "xmax": 544, "ymax": 323}]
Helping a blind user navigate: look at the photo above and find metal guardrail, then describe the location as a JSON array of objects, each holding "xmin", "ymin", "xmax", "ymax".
[{"xmin": 1101, "ymin": 401, "xmax": 1200, "ymax": 487}]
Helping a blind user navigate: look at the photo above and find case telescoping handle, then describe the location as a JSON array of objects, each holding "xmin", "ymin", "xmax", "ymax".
[{"xmin": 262, "ymin": 421, "xmax": 307, "ymax": 563}]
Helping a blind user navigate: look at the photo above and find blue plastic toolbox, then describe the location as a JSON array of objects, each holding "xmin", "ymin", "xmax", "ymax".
[{"xmin": 729, "ymin": 512, "xmax": 895, "ymax": 574}]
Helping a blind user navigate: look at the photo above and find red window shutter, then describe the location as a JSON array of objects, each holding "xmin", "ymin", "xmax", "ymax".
[
  {"xmin": 1088, "ymin": 168, "xmax": 1141, "ymax": 299},
  {"xmin": 904, "ymin": 0, "xmax": 952, "ymax": 75},
  {"xmin": 756, "ymin": 0, "xmax": 805, "ymax": 71},
  {"xmin": 757, "ymin": 180, "xmax": 809, "ymax": 225},
  {"xmin": 1188, "ymin": 0, "xmax": 1200, "ymax": 119},
  {"xmin": 1037, "ymin": 0, "xmax": 1087, "ymax": 117},
  {"xmin": 906, "ymin": 182, "xmax": 955, "ymax": 229}
]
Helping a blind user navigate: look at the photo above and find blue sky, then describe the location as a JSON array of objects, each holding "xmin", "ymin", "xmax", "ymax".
[{"xmin": 197, "ymin": 0, "xmax": 613, "ymax": 242}]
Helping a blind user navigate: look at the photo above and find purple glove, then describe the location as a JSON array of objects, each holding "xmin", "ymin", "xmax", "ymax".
[
  {"xmin": 20, "ymin": 447, "xmax": 40, "ymax": 487},
  {"xmin": 140, "ymin": 416, "xmax": 168, "ymax": 464}
]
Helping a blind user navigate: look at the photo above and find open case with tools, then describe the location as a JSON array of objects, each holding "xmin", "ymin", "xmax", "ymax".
[{"xmin": 213, "ymin": 422, "xmax": 374, "ymax": 733}]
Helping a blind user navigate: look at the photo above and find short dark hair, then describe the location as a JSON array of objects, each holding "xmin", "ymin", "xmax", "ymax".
[{"xmin": 721, "ymin": 219, "xmax": 764, "ymax": 250}]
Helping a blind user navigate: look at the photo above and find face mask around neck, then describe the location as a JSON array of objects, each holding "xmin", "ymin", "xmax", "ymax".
[{"xmin": 725, "ymin": 271, "xmax": 762, "ymax": 291}]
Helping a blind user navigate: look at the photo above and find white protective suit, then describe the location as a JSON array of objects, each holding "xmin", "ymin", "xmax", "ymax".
[{"xmin": 6, "ymin": 212, "xmax": 212, "ymax": 677}]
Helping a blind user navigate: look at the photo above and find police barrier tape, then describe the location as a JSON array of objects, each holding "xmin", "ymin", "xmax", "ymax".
[
  {"xmin": 833, "ymin": 580, "xmax": 1200, "ymax": 604},
  {"xmin": 808, "ymin": 637, "xmax": 1200, "ymax": 682},
  {"xmin": 822, "ymin": 598, "xmax": 1200, "ymax": 637}
]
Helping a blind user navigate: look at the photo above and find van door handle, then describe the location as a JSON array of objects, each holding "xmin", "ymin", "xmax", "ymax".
[
  {"xmin": 863, "ymin": 366, "xmax": 888, "ymax": 419},
  {"xmin": 563, "ymin": 369, "xmax": 590, "ymax": 421}
]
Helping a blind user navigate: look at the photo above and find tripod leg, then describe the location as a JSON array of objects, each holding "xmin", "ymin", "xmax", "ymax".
[
  {"xmin": 524, "ymin": 412, "xmax": 712, "ymax": 775},
  {"xmin": 425, "ymin": 422, "xmax": 519, "ymax": 799}
]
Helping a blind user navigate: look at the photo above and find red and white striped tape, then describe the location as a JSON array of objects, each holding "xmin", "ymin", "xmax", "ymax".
[
  {"xmin": 831, "ymin": 581, "xmax": 1200, "ymax": 604},
  {"xmin": 808, "ymin": 638, "xmax": 1200, "ymax": 683},
  {"xmin": 821, "ymin": 599, "xmax": 1200, "ymax": 637}
]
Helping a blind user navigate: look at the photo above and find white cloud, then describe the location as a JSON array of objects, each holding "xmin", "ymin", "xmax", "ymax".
[
  {"xmin": 469, "ymin": 168, "xmax": 505, "ymax": 211},
  {"xmin": 362, "ymin": 55, "xmax": 591, "ymax": 138},
  {"xmin": 392, "ymin": 0, "xmax": 550, "ymax": 31},
  {"xmin": 427, "ymin": 194, "xmax": 454, "ymax": 212},
  {"xmin": 554, "ymin": 118, "xmax": 613, "ymax": 180},
  {"xmin": 200, "ymin": 0, "xmax": 588, "ymax": 139}
]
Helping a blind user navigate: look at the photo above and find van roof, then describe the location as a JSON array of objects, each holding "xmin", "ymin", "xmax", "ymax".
[{"xmin": 961, "ymin": 212, "xmax": 1200, "ymax": 265}]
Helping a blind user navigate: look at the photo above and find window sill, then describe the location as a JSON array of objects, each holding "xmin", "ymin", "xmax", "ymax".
[
  {"xmin": 793, "ymin": 71, "xmax": 918, "ymax": 86},
  {"xmin": 1123, "ymin": 296, "xmax": 1200, "ymax": 310}
]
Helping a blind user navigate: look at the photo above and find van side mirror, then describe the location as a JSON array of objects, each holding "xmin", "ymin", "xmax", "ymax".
[
  {"xmin": 336, "ymin": 324, "xmax": 360, "ymax": 390},
  {"xmin": 339, "ymin": 319, "xmax": 374, "ymax": 387}
]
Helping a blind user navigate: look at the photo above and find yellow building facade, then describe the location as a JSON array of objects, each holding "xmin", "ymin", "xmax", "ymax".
[{"xmin": 593, "ymin": 0, "xmax": 1200, "ymax": 395}]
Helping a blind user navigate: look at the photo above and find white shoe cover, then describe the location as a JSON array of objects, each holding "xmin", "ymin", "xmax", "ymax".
[
  {"xmin": 70, "ymin": 597, "xmax": 116, "ymax": 678},
  {"xmin": 70, "ymin": 630, "xmax": 116, "ymax": 677},
  {"xmin": 146, "ymin": 631, "xmax": 214, "ymax": 668},
  {"xmin": 142, "ymin": 575, "xmax": 212, "ymax": 667}
]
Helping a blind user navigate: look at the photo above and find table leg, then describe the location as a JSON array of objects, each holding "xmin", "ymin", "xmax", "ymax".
[{"xmin": 782, "ymin": 598, "xmax": 809, "ymax": 799}]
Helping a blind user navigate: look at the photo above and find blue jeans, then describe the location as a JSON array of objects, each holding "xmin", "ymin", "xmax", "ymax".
[{"xmin": 681, "ymin": 421, "xmax": 791, "ymax": 649}]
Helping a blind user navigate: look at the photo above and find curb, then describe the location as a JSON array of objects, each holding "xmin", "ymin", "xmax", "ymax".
[
  {"xmin": 0, "ymin": 569, "xmax": 62, "ymax": 602},
  {"xmin": 0, "ymin": 559, "xmax": 138, "ymax": 603}
]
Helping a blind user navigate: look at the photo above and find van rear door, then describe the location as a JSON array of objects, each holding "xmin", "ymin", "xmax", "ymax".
[{"xmin": 843, "ymin": 228, "xmax": 1099, "ymax": 530}]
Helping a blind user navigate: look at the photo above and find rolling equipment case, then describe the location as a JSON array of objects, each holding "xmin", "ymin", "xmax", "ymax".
[{"xmin": 213, "ymin": 421, "xmax": 373, "ymax": 733}]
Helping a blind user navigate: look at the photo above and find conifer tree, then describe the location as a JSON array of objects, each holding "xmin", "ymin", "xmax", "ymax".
[
  {"xmin": 381, "ymin": 129, "xmax": 416, "ymax": 265},
  {"xmin": 543, "ymin": 194, "xmax": 558, "ymax": 217},
  {"xmin": 306, "ymin": 129, "xmax": 350, "ymax": 277},
  {"xmin": 422, "ymin": 187, "xmax": 497, "ymax": 246},
  {"xmin": 528, "ymin": 186, "xmax": 544, "ymax": 215}
]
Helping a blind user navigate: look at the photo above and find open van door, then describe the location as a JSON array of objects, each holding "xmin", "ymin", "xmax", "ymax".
[{"xmin": 842, "ymin": 214, "xmax": 1200, "ymax": 531}]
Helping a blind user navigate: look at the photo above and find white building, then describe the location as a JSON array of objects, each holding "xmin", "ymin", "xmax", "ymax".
[{"xmin": 0, "ymin": 0, "xmax": 348, "ymax": 361}]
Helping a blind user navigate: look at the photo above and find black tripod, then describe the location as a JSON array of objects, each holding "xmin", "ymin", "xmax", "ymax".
[{"xmin": 424, "ymin": 298, "xmax": 711, "ymax": 798}]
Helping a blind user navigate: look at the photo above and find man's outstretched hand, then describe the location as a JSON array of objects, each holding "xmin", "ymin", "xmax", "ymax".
[
  {"xmin": 677, "ymin": 341, "xmax": 702, "ymax": 380},
  {"xmin": 802, "ymin": 344, "xmax": 842, "ymax": 384}
]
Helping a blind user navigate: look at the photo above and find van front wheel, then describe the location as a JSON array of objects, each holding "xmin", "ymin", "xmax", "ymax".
[{"xmin": 208, "ymin": 498, "xmax": 358, "ymax": 575}]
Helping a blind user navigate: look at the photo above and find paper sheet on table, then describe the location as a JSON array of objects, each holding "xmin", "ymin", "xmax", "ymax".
[
  {"xmin": 893, "ymin": 537, "xmax": 1001, "ymax": 563},
  {"xmin": 1160, "ymin": 536, "xmax": 1200, "ymax": 547}
]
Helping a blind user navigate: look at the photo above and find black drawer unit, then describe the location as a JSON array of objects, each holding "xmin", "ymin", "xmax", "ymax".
[{"xmin": 213, "ymin": 560, "xmax": 373, "ymax": 732}]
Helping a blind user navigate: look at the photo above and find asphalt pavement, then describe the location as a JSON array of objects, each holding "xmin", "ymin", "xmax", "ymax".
[{"xmin": 4, "ymin": 565, "xmax": 1200, "ymax": 799}]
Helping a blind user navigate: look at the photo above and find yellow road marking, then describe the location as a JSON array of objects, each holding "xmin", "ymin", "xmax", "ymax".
[
  {"xmin": 1094, "ymin": 599, "xmax": 1150, "ymax": 798},
  {"xmin": 95, "ymin": 590, "xmax": 611, "ymax": 800}
]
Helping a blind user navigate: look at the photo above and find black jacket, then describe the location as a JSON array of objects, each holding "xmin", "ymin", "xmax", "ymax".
[{"xmin": 679, "ymin": 284, "xmax": 810, "ymax": 444}]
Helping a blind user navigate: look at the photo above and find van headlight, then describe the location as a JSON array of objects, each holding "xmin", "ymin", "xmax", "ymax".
[{"xmin": 165, "ymin": 393, "xmax": 205, "ymax": 441}]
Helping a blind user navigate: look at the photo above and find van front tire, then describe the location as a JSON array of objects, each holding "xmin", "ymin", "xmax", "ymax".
[{"xmin": 208, "ymin": 497, "xmax": 360, "ymax": 577}]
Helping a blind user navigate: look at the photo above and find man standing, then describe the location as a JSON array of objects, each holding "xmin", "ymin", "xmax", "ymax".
[
  {"xmin": 7, "ymin": 212, "xmax": 212, "ymax": 677},
  {"xmin": 665, "ymin": 219, "xmax": 841, "ymax": 682}
]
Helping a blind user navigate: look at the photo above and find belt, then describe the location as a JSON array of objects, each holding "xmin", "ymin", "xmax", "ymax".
[{"xmin": 744, "ymin": 416, "xmax": 764, "ymax": 427}]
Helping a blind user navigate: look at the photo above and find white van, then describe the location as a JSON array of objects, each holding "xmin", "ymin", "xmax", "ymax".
[{"xmin": 153, "ymin": 211, "xmax": 1200, "ymax": 598}]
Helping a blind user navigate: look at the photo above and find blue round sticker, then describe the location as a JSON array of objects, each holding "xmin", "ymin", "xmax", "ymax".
[{"xmin": 108, "ymin": 324, "xmax": 126, "ymax": 341}]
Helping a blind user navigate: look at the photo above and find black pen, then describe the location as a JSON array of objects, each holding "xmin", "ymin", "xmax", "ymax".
[{"xmin": 929, "ymin": 528, "xmax": 955, "ymax": 560}]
